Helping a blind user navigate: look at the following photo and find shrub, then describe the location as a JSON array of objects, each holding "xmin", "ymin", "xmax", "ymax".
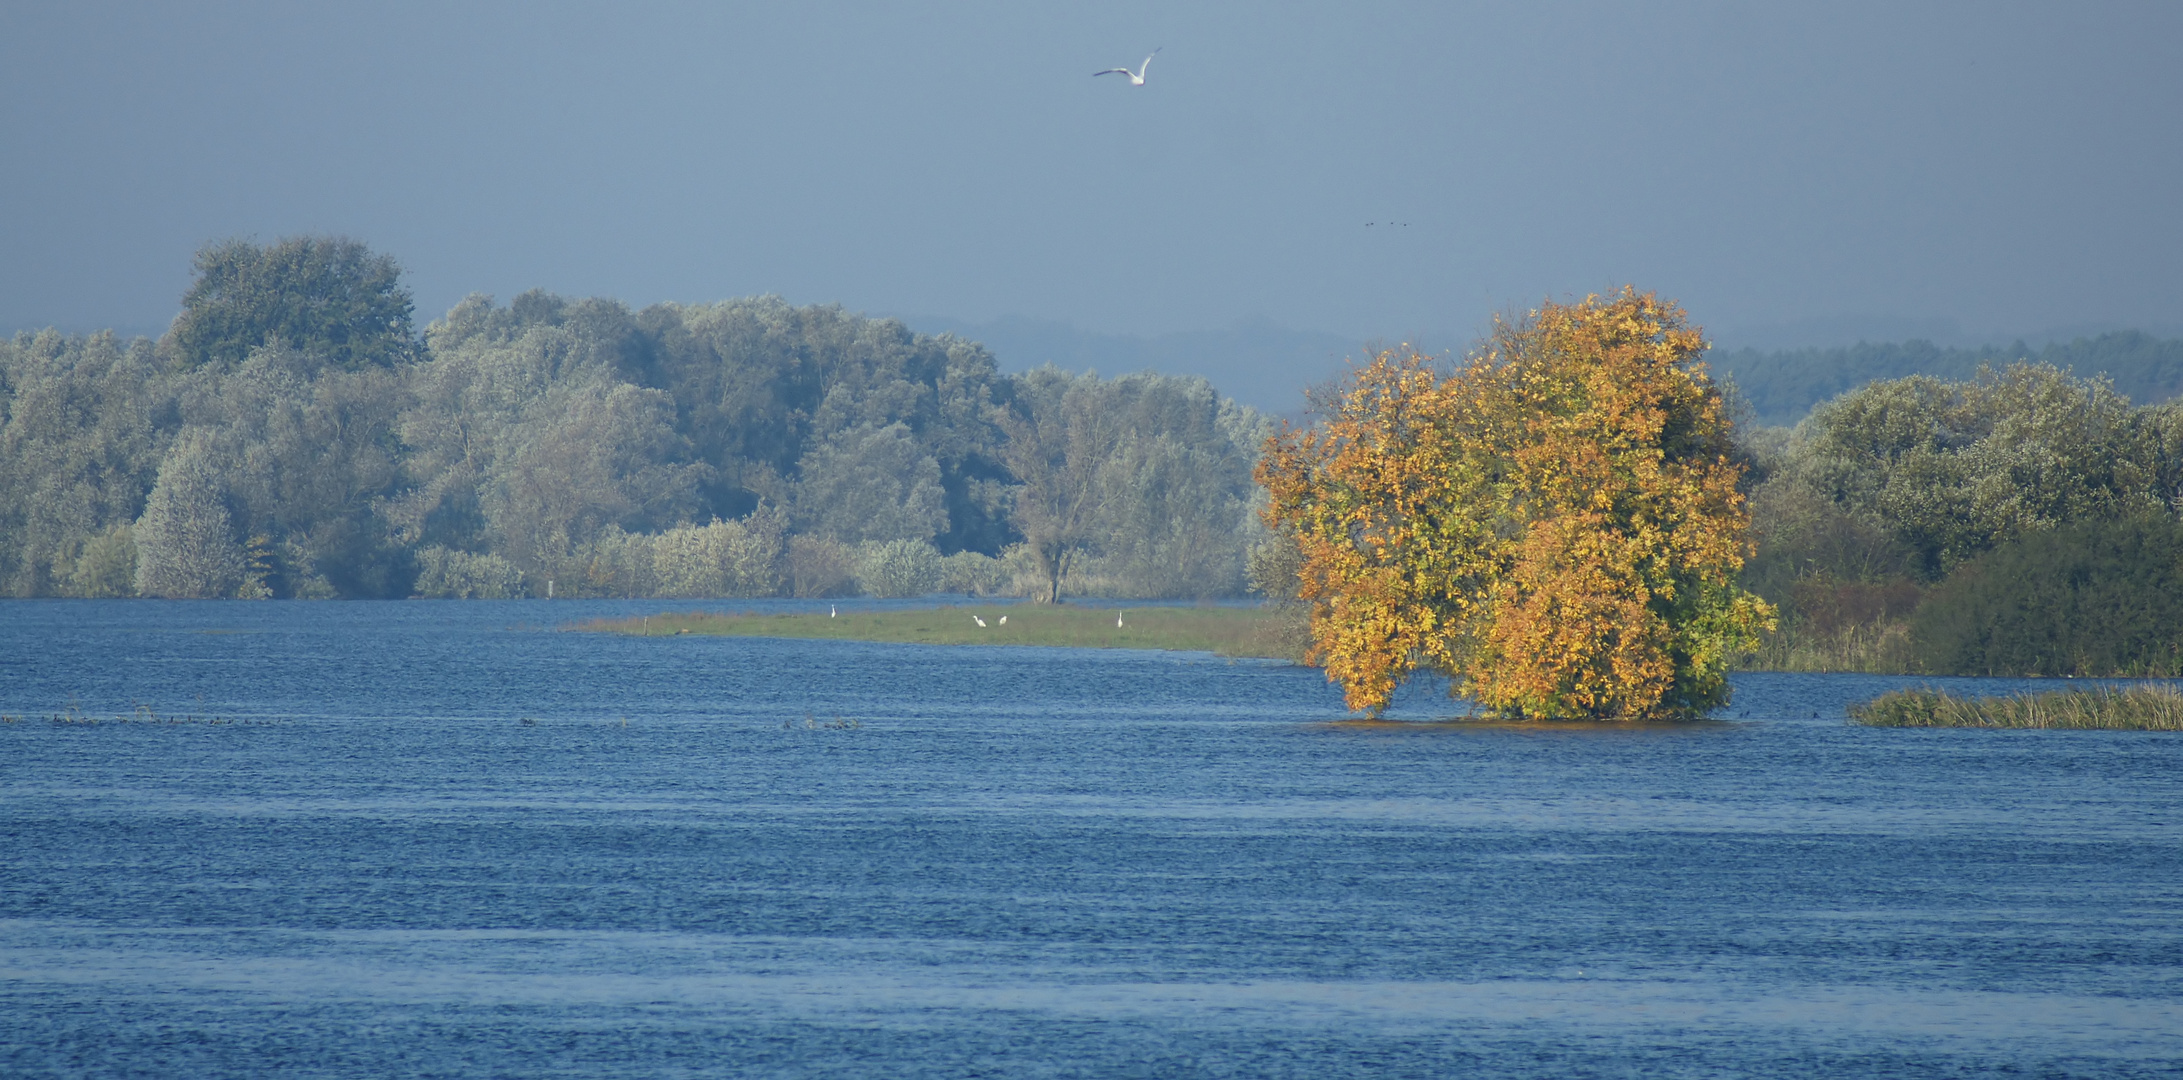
[
  {"xmin": 939, "ymin": 550, "xmax": 1010, "ymax": 596},
  {"xmin": 67, "ymin": 526, "xmax": 138, "ymax": 598},
  {"xmin": 1245, "ymin": 534, "xmax": 1304, "ymax": 603},
  {"xmin": 567, "ymin": 528, "xmax": 656, "ymax": 598},
  {"xmin": 412, "ymin": 546, "xmax": 527, "ymax": 598},
  {"xmin": 1910, "ymin": 517, "xmax": 2183, "ymax": 676},
  {"xmin": 653, "ymin": 515, "xmax": 786, "ymax": 597},
  {"xmin": 855, "ymin": 539, "xmax": 942, "ymax": 598},
  {"xmin": 787, "ymin": 534, "xmax": 857, "ymax": 597}
]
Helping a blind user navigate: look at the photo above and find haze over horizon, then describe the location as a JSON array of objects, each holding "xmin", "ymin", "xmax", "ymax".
[{"xmin": 5, "ymin": 1, "xmax": 2179, "ymax": 397}]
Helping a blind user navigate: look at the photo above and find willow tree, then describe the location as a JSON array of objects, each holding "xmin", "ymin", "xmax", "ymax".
[{"xmin": 1258, "ymin": 290, "xmax": 1773, "ymax": 719}]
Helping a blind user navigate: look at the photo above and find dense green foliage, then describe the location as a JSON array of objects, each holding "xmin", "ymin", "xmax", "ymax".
[
  {"xmin": 1908, "ymin": 518, "xmax": 2183, "ymax": 677},
  {"xmin": 167, "ymin": 236, "xmax": 418, "ymax": 372},
  {"xmin": 1783, "ymin": 364, "xmax": 2182, "ymax": 578},
  {"xmin": 0, "ymin": 237, "xmax": 1269, "ymax": 600},
  {"xmin": 1715, "ymin": 332, "xmax": 2183, "ymax": 426},
  {"xmin": 999, "ymin": 367, "xmax": 1265, "ymax": 603},
  {"xmin": 1740, "ymin": 363, "xmax": 2183, "ymax": 675}
]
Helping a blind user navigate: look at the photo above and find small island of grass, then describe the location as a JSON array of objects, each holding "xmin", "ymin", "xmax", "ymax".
[
  {"xmin": 1850, "ymin": 684, "xmax": 2183, "ymax": 729},
  {"xmin": 571, "ymin": 604, "xmax": 1308, "ymax": 661}
]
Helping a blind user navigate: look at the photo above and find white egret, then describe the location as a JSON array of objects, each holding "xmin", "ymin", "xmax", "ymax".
[
  {"xmin": 998, "ymin": 615, "xmax": 1007, "ymax": 626},
  {"xmin": 1094, "ymin": 48, "xmax": 1160, "ymax": 85},
  {"xmin": 830, "ymin": 604, "xmax": 837, "ymax": 618},
  {"xmin": 1117, "ymin": 611, "xmax": 1125, "ymax": 628},
  {"xmin": 974, "ymin": 615, "xmax": 987, "ymax": 627}
]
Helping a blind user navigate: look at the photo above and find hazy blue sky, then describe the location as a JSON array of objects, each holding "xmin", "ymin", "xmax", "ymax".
[{"xmin": 5, "ymin": 1, "xmax": 2179, "ymax": 354}]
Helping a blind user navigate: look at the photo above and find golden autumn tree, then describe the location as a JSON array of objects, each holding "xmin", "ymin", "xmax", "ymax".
[{"xmin": 1257, "ymin": 289, "xmax": 1773, "ymax": 719}]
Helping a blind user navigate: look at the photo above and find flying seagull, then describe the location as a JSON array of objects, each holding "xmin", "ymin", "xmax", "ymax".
[{"xmin": 1095, "ymin": 48, "xmax": 1160, "ymax": 85}]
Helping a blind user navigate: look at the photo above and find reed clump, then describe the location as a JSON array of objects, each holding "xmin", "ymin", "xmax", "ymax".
[
  {"xmin": 1740, "ymin": 615, "xmax": 1918, "ymax": 674},
  {"xmin": 1851, "ymin": 684, "xmax": 2183, "ymax": 729}
]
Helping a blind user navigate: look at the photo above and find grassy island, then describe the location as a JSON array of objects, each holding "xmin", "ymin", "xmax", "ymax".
[
  {"xmin": 1851, "ymin": 684, "xmax": 2183, "ymax": 729},
  {"xmin": 571, "ymin": 604, "xmax": 1308, "ymax": 661}
]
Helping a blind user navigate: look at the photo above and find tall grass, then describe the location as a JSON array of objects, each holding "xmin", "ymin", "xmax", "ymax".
[
  {"xmin": 1741, "ymin": 616, "xmax": 1918, "ymax": 674},
  {"xmin": 1851, "ymin": 684, "xmax": 2183, "ymax": 729}
]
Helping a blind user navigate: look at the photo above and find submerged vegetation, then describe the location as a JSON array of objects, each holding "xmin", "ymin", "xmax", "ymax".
[
  {"xmin": 1850, "ymin": 685, "xmax": 2183, "ymax": 729},
  {"xmin": 7, "ymin": 703, "xmax": 263, "ymax": 726},
  {"xmin": 576, "ymin": 605, "xmax": 1302, "ymax": 660}
]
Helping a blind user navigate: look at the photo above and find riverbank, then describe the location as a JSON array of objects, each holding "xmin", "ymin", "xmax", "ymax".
[
  {"xmin": 1850, "ymin": 684, "xmax": 2183, "ymax": 729},
  {"xmin": 569, "ymin": 604, "xmax": 1310, "ymax": 660}
]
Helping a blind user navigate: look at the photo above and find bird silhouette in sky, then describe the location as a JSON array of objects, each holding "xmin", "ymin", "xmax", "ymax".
[{"xmin": 1095, "ymin": 48, "xmax": 1161, "ymax": 85}]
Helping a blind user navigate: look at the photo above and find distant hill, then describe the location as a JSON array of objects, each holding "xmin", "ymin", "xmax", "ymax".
[
  {"xmin": 899, "ymin": 316, "xmax": 2183, "ymax": 428},
  {"xmin": 1711, "ymin": 331, "xmax": 2183, "ymax": 426}
]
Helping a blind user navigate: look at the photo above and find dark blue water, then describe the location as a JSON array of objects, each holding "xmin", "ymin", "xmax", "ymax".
[{"xmin": 2, "ymin": 601, "xmax": 2178, "ymax": 1078}]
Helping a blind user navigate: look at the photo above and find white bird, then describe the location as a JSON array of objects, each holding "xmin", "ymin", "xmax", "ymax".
[
  {"xmin": 1117, "ymin": 611, "xmax": 1126, "ymax": 628},
  {"xmin": 830, "ymin": 604, "xmax": 837, "ymax": 618},
  {"xmin": 1094, "ymin": 48, "xmax": 1160, "ymax": 85},
  {"xmin": 998, "ymin": 615, "xmax": 1007, "ymax": 626},
  {"xmin": 974, "ymin": 615, "xmax": 987, "ymax": 627}
]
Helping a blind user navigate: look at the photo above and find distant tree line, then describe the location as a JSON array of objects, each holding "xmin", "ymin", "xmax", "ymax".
[
  {"xmin": 1713, "ymin": 333, "xmax": 2183, "ymax": 426},
  {"xmin": 0, "ymin": 237, "xmax": 1270, "ymax": 601},
  {"xmin": 14, "ymin": 236, "xmax": 2183, "ymax": 678}
]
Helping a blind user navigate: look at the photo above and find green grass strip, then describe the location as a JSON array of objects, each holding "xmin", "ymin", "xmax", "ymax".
[
  {"xmin": 1850, "ymin": 684, "xmax": 2183, "ymax": 729},
  {"xmin": 569, "ymin": 604, "xmax": 1304, "ymax": 660}
]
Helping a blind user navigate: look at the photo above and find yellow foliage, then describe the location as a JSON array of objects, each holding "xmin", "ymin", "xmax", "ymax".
[{"xmin": 1257, "ymin": 289, "xmax": 1773, "ymax": 718}]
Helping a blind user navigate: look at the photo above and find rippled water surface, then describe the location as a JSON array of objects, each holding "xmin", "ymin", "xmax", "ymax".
[{"xmin": 3, "ymin": 600, "xmax": 2179, "ymax": 1078}]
